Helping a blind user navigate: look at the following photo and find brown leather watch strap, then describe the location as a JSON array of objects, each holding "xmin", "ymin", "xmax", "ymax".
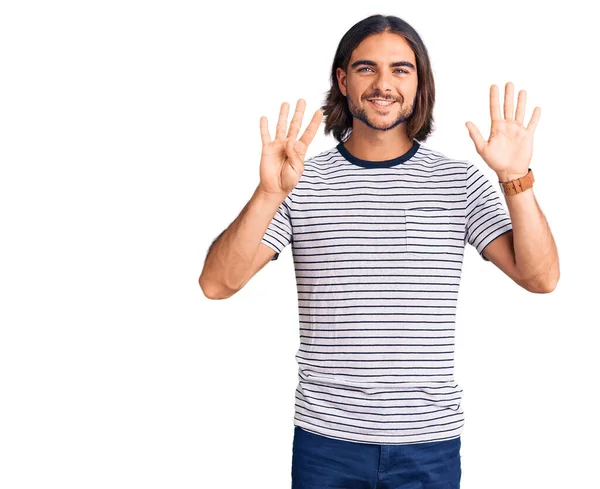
[{"xmin": 500, "ymin": 168, "xmax": 534, "ymax": 196}]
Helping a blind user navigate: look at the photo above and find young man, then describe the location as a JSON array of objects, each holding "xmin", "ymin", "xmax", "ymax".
[{"xmin": 200, "ymin": 14, "xmax": 559, "ymax": 489}]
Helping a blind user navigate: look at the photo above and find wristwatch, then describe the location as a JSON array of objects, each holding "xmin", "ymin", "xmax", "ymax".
[{"xmin": 499, "ymin": 168, "xmax": 534, "ymax": 196}]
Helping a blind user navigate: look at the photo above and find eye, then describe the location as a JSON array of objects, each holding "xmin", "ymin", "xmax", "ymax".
[{"xmin": 357, "ymin": 67, "xmax": 408, "ymax": 74}]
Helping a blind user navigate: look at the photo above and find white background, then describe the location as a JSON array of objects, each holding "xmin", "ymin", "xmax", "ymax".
[{"xmin": 1, "ymin": 1, "xmax": 598, "ymax": 488}]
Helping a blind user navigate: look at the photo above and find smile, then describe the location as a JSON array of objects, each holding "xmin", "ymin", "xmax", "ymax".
[{"xmin": 368, "ymin": 100, "xmax": 396, "ymax": 109}]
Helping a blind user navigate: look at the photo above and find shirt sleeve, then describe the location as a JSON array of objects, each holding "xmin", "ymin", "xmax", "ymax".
[
  {"xmin": 465, "ymin": 162, "xmax": 513, "ymax": 261},
  {"xmin": 260, "ymin": 191, "xmax": 293, "ymax": 261}
]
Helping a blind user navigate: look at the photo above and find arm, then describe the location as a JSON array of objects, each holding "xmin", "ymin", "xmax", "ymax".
[
  {"xmin": 466, "ymin": 81, "xmax": 560, "ymax": 293},
  {"xmin": 482, "ymin": 185, "xmax": 559, "ymax": 293},
  {"xmin": 199, "ymin": 185, "xmax": 284, "ymax": 300},
  {"xmin": 199, "ymin": 99, "xmax": 323, "ymax": 300}
]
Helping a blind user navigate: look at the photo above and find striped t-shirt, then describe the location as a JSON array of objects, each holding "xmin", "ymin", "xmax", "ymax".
[{"xmin": 260, "ymin": 139, "xmax": 512, "ymax": 445}]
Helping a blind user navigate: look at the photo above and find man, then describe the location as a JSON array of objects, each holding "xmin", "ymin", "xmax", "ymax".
[{"xmin": 199, "ymin": 14, "xmax": 559, "ymax": 489}]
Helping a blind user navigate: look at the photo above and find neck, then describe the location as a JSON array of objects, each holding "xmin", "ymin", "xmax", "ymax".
[{"xmin": 343, "ymin": 126, "xmax": 413, "ymax": 161}]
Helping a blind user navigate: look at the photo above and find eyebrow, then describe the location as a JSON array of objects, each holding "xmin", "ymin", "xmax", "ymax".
[{"xmin": 350, "ymin": 59, "xmax": 416, "ymax": 71}]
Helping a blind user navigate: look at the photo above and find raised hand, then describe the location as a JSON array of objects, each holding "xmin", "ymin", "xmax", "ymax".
[
  {"xmin": 258, "ymin": 99, "xmax": 323, "ymax": 197},
  {"xmin": 465, "ymin": 82, "xmax": 541, "ymax": 181}
]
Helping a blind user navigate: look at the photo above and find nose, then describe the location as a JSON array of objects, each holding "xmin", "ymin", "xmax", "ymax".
[{"xmin": 371, "ymin": 70, "xmax": 394, "ymax": 95}]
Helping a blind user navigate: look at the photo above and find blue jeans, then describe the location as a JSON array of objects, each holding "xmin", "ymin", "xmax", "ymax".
[{"xmin": 292, "ymin": 426, "xmax": 461, "ymax": 489}]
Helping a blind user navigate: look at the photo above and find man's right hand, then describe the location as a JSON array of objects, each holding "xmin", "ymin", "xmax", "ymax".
[{"xmin": 258, "ymin": 99, "xmax": 323, "ymax": 198}]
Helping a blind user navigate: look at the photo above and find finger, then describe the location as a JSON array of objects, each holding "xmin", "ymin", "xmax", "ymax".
[
  {"xmin": 504, "ymin": 81, "xmax": 514, "ymax": 120},
  {"xmin": 515, "ymin": 90, "xmax": 527, "ymax": 125},
  {"xmin": 286, "ymin": 98, "xmax": 306, "ymax": 140},
  {"xmin": 465, "ymin": 121, "xmax": 486, "ymax": 155},
  {"xmin": 490, "ymin": 84, "xmax": 501, "ymax": 121},
  {"xmin": 286, "ymin": 134, "xmax": 303, "ymax": 177},
  {"xmin": 259, "ymin": 116, "xmax": 271, "ymax": 146},
  {"xmin": 526, "ymin": 106, "xmax": 541, "ymax": 133},
  {"xmin": 298, "ymin": 109, "xmax": 324, "ymax": 148},
  {"xmin": 275, "ymin": 102, "xmax": 290, "ymax": 140}
]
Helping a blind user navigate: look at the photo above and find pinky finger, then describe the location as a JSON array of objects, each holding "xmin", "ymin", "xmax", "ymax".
[
  {"xmin": 260, "ymin": 116, "xmax": 271, "ymax": 146},
  {"xmin": 526, "ymin": 107, "xmax": 541, "ymax": 133}
]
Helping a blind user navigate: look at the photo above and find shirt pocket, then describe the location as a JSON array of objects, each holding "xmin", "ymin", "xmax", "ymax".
[{"xmin": 404, "ymin": 207, "xmax": 454, "ymax": 257}]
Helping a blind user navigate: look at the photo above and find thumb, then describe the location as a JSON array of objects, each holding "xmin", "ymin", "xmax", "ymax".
[{"xmin": 465, "ymin": 121, "xmax": 486, "ymax": 155}]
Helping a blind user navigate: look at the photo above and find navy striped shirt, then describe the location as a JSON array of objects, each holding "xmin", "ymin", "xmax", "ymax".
[{"xmin": 260, "ymin": 139, "xmax": 512, "ymax": 445}]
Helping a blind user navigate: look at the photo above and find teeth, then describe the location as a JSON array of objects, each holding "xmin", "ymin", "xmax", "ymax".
[{"xmin": 371, "ymin": 100, "xmax": 393, "ymax": 106}]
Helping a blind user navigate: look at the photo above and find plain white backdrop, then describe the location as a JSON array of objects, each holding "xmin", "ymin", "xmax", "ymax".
[{"xmin": 1, "ymin": 1, "xmax": 598, "ymax": 488}]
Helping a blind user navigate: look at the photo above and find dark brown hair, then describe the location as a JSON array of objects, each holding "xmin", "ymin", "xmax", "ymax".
[{"xmin": 322, "ymin": 14, "xmax": 435, "ymax": 143}]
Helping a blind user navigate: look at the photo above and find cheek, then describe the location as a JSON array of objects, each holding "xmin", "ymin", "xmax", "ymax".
[{"xmin": 404, "ymin": 80, "xmax": 418, "ymax": 101}]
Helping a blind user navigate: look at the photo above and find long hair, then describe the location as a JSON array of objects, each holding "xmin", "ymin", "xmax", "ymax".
[{"xmin": 322, "ymin": 14, "xmax": 435, "ymax": 143}]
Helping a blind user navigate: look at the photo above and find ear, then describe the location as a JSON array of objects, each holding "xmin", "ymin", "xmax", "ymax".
[{"xmin": 336, "ymin": 67, "xmax": 347, "ymax": 97}]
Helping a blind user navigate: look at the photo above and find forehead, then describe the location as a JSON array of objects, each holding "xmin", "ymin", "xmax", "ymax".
[{"xmin": 349, "ymin": 32, "xmax": 416, "ymax": 65}]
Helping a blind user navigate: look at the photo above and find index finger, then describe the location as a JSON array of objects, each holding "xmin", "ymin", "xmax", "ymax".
[
  {"xmin": 286, "ymin": 99, "xmax": 306, "ymax": 141},
  {"xmin": 298, "ymin": 109, "xmax": 324, "ymax": 148}
]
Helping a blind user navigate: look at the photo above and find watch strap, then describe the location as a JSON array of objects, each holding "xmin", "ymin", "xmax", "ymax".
[{"xmin": 499, "ymin": 168, "xmax": 534, "ymax": 196}]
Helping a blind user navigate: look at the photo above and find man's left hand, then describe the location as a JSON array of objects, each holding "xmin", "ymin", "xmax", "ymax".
[{"xmin": 465, "ymin": 81, "xmax": 541, "ymax": 182}]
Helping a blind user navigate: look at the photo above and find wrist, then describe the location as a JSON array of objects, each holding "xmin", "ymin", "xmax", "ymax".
[
  {"xmin": 255, "ymin": 184, "xmax": 287, "ymax": 205},
  {"xmin": 497, "ymin": 170, "xmax": 530, "ymax": 183},
  {"xmin": 498, "ymin": 168, "xmax": 535, "ymax": 196}
]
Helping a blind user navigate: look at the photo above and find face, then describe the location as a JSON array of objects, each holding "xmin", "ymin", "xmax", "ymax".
[{"xmin": 336, "ymin": 31, "xmax": 419, "ymax": 132}]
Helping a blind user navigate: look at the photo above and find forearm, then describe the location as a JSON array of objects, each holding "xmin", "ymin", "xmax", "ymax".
[
  {"xmin": 501, "ymin": 181, "xmax": 560, "ymax": 291},
  {"xmin": 199, "ymin": 184, "xmax": 285, "ymax": 297}
]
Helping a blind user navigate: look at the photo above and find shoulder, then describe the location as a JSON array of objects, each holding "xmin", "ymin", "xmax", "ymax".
[
  {"xmin": 412, "ymin": 142, "xmax": 471, "ymax": 173},
  {"xmin": 303, "ymin": 145, "xmax": 341, "ymax": 170},
  {"xmin": 288, "ymin": 145, "xmax": 341, "ymax": 201}
]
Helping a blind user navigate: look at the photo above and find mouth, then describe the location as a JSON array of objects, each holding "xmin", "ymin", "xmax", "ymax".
[{"xmin": 368, "ymin": 99, "xmax": 396, "ymax": 110}]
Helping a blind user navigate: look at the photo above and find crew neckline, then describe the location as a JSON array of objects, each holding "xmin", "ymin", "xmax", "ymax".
[{"xmin": 336, "ymin": 139, "xmax": 420, "ymax": 168}]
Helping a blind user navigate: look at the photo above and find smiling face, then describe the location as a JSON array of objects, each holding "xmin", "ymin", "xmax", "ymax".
[{"xmin": 336, "ymin": 31, "xmax": 419, "ymax": 133}]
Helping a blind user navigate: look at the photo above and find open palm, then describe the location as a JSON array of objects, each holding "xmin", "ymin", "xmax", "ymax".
[
  {"xmin": 259, "ymin": 99, "xmax": 323, "ymax": 197},
  {"xmin": 466, "ymin": 82, "xmax": 541, "ymax": 179}
]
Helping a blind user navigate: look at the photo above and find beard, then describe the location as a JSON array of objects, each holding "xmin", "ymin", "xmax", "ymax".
[{"xmin": 347, "ymin": 94, "xmax": 415, "ymax": 132}]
